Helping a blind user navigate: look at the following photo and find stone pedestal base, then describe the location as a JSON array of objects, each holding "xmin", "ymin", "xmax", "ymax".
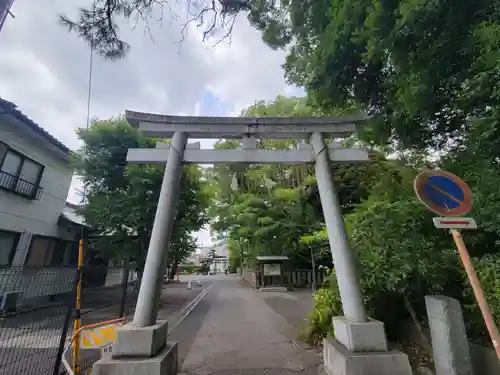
[
  {"xmin": 92, "ymin": 341, "xmax": 178, "ymax": 375},
  {"xmin": 333, "ymin": 316, "xmax": 388, "ymax": 352},
  {"xmin": 113, "ymin": 320, "xmax": 169, "ymax": 357},
  {"xmin": 91, "ymin": 320, "xmax": 178, "ymax": 375},
  {"xmin": 323, "ymin": 338, "xmax": 412, "ymax": 375}
]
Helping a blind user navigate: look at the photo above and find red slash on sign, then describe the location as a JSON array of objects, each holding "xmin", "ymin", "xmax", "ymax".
[{"xmin": 433, "ymin": 217, "xmax": 477, "ymax": 229}]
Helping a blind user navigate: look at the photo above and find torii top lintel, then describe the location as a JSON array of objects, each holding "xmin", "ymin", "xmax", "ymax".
[{"xmin": 125, "ymin": 110, "xmax": 368, "ymax": 139}]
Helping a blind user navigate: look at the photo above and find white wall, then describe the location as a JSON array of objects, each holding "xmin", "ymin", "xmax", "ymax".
[{"xmin": 0, "ymin": 117, "xmax": 73, "ymax": 239}]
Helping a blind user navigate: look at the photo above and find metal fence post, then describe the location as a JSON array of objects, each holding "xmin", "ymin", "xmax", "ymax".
[{"xmin": 52, "ymin": 268, "xmax": 80, "ymax": 375}]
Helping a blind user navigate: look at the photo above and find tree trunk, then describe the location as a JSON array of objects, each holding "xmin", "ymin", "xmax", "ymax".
[{"xmin": 168, "ymin": 262, "xmax": 179, "ymax": 280}]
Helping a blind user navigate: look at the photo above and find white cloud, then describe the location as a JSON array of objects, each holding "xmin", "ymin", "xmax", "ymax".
[
  {"xmin": 0, "ymin": 1, "xmax": 292, "ymax": 140},
  {"xmin": 0, "ymin": 0, "xmax": 299, "ymax": 245}
]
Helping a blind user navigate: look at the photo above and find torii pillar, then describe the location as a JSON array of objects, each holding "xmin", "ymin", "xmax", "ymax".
[{"xmin": 91, "ymin": 112, "xmax": 412, "ymax": 375}]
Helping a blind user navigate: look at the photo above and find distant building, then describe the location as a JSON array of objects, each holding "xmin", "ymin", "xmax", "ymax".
[{"xmin": 195, "ymin": 242, "xmax": 229, "ymax": 273}]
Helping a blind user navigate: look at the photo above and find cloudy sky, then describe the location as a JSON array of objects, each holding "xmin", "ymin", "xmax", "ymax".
[{"xmin": 0, "ymin": 0, "xmax": 302, "ymax": 246}]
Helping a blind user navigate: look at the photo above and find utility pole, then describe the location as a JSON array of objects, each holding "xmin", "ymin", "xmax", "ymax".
[{"xmin": 0, "ymin": 0, "xmax": 15, "ymax": 33}]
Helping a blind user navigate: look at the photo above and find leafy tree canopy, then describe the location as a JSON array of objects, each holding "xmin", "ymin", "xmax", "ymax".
[
  {"xmin": 208, "ymin": 95, "xmax": 395, "ymax": 269},
  {"xmin": 74, "ymin": 117, "xmax": 211, "ymax": 273},
  {"xmin": 247, "ymin": 0, "xmax": 500, "ymax": 151},
  {"xmin": 60, "ymin": 0, "xmax": 256, "ymax": 59}
]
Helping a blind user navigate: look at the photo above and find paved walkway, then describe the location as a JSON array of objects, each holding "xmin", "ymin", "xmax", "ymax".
[
  {"xmin": 181, "ymin": 278, "xmax": 321, "ymax": 375},
  {"xmin": 259, "ymin": 289, "xmax": 314, "ymax": 335}
]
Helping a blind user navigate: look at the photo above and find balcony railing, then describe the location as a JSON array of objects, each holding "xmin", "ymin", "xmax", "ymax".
[{"xmin": 0, "ymin": 170, "xmax": 43, "ymax": 200}]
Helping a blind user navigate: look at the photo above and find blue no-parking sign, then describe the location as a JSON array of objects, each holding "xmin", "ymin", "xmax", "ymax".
[{"xmin": 414, "ymin": 170, "xmax": 472, "ymax": 217}]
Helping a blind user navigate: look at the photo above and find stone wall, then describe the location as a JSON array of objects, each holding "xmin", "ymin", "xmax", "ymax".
[{"xmin": 240, "ymin": 268, "xmax": 256, "ymax": 287}]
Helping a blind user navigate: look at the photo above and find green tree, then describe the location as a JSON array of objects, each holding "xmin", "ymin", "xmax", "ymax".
[
  {"xmin": 208, "ymin": 95, "xmax": 392, "ymax": 270},
  {"xmin": 242, "ymin": 1, "xmax": 500, "ymax": 151},
  {"xmin": 74, "ymin": 117, "xmax": 211, "ymax": 278}
]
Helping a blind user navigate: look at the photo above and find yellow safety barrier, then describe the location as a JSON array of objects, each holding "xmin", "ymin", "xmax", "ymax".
[
  {"xmin": 62, "ymin": 317, "xmax": 127, "ymax": 375},
  {"xmin": 80, "ymin": 322, "xmax": 122, "ymax": 349}
]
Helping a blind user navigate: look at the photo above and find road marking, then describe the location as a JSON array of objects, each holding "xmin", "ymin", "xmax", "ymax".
[{"xmin": 169, "ymin": 285, "xmax": 211, "ymax": 334}]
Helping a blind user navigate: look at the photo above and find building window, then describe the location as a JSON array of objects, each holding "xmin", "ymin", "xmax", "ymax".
[
  {"xmin": 0, "ymin": 230, "xmax": 20, "ymax": 266},
  {"xmin": 52, "ymin": 240, "xmax": 78, "ymax": 266},
  {"xmin": 0, "ymin": 141, "xmax": 44, "ymax": 200},
  {"xmin": 26, "ymin": 236, "xmax": 55, "ymax": 266},
  {"xmin": 25, "ymin": 235, "xmax": 78, "ymax": 266}
]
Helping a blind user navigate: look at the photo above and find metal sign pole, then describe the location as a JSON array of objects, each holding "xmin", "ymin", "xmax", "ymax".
[{"xmin": 450, "ymin": 229, "xmax": 500, "ymax": 359}]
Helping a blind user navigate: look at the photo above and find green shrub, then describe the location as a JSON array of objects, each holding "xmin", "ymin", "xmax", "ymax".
[
  {"xmin": 463, "ymin": 254, "xmax": 500, "ymax": 344},
  {"xmin": 299, "ymin": 270, "xmax": 342, "ymax": 346}
]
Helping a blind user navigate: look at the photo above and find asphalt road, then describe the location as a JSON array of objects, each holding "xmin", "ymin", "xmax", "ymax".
[
  {"xmin": 172, "ymin": 275, "xmax": 323, "ymax": 375},
  {"xmin": 168, "ymin": 274, "xmax": 226, "ymax": 367}
]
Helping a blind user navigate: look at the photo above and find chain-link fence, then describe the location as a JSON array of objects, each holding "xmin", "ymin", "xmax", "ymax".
[
  {"xmin": 0, "ymin": 265, "xmax": 137, "ymax": 375},
  {"xmin": 0, "ymin": 266, "xmax": 78, "ymax": 375}
]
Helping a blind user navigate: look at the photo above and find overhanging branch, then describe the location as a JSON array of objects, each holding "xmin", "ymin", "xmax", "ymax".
[{"xmin": 60, "ymin": 0, "xmax": 253, "ymax": 59}]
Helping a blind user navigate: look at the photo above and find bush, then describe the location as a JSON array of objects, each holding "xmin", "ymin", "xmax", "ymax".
[
  {"xmin": 463, "ymin": 254, "xmax": 500, "ymax": 344},
  {"xmin": 299, "ymin": 270, "xmax": 342, "ymax": 346}
]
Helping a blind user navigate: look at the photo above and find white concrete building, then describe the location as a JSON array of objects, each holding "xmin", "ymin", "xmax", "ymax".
[
  {"xmin": 0, "ymin": 98, "xmax": 84, "ymax": 305},
  {"xmin": 0, "ymin": 98, "xmax": 80, "ymax": 268}
]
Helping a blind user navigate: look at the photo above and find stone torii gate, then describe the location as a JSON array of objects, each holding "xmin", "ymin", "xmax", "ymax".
[{"xmin": 91, "ymin": 112, "xmax": 412, "ymax": 375}]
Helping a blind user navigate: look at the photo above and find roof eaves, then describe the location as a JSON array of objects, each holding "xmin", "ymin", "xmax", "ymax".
[{"xmin": 0, "ymin": 98, "xmax": 71, "ymax": 155}]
